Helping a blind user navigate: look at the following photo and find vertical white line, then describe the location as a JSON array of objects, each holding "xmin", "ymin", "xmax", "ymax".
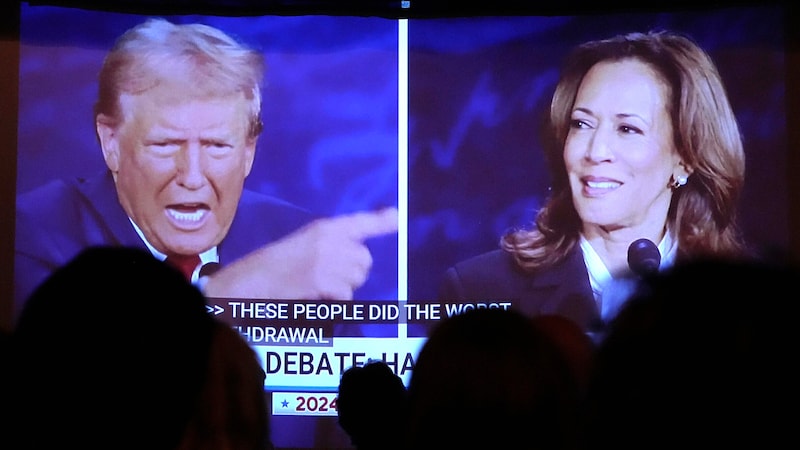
[{"xmin": 397, "ymin": 18, "xmax": 408, "ymax": 339}]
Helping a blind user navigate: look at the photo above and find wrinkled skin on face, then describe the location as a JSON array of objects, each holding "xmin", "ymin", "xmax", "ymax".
[{"xmin": 97, "ymin": 87, "xmax": 255, "ymax": 256}]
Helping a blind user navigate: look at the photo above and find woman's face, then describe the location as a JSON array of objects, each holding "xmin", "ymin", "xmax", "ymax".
[{"xmin": 564, "ymin": 59, "xmax": 685, "ymax": 235}]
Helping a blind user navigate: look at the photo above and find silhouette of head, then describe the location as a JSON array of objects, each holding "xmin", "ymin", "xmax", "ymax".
[
  {"xmin": 9, "ymin": 246, "xmax": 215, "ymax": 449},
  {"xmin": 407, "ymin": 307, "xmax": 583, "ymax": 449},
  {"xmin": 337, "ymin": 359, "xmax": 408, "ymax": 450}
]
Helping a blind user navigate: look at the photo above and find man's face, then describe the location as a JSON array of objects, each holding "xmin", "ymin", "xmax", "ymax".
[{"xmin": 97, "ymin": 89, "xmax": 256, "ymax": 256}]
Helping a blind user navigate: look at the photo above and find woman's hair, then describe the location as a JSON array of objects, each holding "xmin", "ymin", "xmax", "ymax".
[
  {"xmin": 94, "ymin": 18, "xmax": 265, "ymax": 140},
  {"xmin": 502, "ymin": 30, "xmax": 747, "ymax": 270}
]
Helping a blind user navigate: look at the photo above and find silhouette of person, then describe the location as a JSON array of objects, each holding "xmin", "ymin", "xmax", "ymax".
[
  {"xmin": 585, "ymin": 257, "xmax": 800, "ymax": 449},
  {"xmin": 6, "ymin": 245, "xmax": 270, "ymax": 449},
  {"xmin": 406, "ymin": 307, "xmax": 584, "ymax": 450},
  {"xmin": 336, "ymin": 359, "xmax": 408, "ymax": 450},
  {"xmin": 178, "ymin": 319, "xmax": 274, "ymax": 450},
  {"xmin": 531, "ymin": 314, "xmax": 596, "ymax": 394}
]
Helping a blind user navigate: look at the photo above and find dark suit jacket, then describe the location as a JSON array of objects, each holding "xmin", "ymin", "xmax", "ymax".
[
  {"xmin": 437, "ymin": 246, "xmax": 602, "ymax": 333},
  {"xmin": 14, "ymin": 170, "xmax": 314, "ymax": 319}
]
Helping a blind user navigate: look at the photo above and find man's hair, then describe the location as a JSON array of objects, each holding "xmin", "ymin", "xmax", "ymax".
[{"xmin": 94, "ymin": 18, "xmax": 264, "ymax": 139}]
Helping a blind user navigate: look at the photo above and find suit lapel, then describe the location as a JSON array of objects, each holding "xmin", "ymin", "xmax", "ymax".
[
  {"xmin": 524, "ymin": 245, "xmax": 600, "ymax": 329},
  {"xmin": 78, "ymin": 171, "xmax": 150, "ymax": 249}
]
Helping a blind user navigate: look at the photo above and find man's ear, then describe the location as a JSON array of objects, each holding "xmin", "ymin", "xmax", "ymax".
[
  {"xmin": 243, "ymin": 139, "xmax": 256, "ymax": 177},
  {"xmin": 96, "ymin": 114, "xmax": 120, "ymax": 172}
]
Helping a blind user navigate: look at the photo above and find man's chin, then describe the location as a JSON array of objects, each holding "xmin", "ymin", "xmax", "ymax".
[{"xmin": 158, "ymin": 236, "xmax": 218, "ymax": 256}]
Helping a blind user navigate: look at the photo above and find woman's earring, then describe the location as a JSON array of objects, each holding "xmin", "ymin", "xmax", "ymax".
[{"xmin": 672, "ymin": 175, "xmax": 688, "ymax": 189}]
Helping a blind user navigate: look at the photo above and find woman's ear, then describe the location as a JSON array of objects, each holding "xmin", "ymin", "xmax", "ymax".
[
  {"xmin": 678, "ymin": 160, "xmax": 694, "ymax": 178},
  {"xmin": 670, "ymin": 161, "xmax": 693, "ymax": 189}
]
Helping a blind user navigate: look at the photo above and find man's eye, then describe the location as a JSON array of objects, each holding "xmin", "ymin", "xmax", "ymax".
[
  {"xmin": 205, "ymin": 142, "xmax": 233, "ymax": 156},
  {"xmin": 148, "ymin": 142, "xmax": 180, "ymax": 153}
]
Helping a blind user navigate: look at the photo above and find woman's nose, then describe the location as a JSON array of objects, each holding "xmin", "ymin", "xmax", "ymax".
[{"xmin": 585, "ymin": 128, "xmax": 615, "ymax": 163}]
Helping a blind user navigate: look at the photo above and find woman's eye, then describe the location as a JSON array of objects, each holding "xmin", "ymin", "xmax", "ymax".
[
  {"xmin": 570, "ymin": 119, "xmax": 589, "ymax": 129},
  {"xmin": 619, "ymin": 125, "xmax": 642, "ymax": 134}
]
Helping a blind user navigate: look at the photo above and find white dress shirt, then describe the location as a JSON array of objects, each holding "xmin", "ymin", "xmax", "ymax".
[
  {"xmin": 129, "ymin": 218, "xmax": 219, "ymax": 283},
  {"xmin": 580, "ymin": 231, "xmax": 676, "ymax": 323}
]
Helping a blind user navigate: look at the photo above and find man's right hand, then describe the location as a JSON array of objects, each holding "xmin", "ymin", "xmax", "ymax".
[{"xmin": 202, "ymin": 207, "xmax": 398, "ymax": 300}]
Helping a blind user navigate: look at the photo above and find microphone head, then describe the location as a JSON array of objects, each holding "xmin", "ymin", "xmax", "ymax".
[{"xmin": 627, "ymin": 238, "xmax": 661, "ymax": 277}]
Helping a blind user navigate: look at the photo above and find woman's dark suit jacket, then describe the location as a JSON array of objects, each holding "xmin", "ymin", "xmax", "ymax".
[{"xmin": 437, "ymin": 246, "xmax": 602, "ymax": 333}]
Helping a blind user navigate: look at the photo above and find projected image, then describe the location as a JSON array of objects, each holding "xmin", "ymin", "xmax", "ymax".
[
  {"xmin": 406, "ymin": 6, "xmax": 788, "ymax": 333},
  {"xmin": 15, "ymin": 4, "xmax": 400, "ymax": 449},
  {"xmin": 12, "ymin": 2, "xmax": 789, "ymax": 449}
]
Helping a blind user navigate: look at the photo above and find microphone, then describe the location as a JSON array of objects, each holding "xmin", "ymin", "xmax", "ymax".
[{"xmin": 627, "ymin": 238, "xmax": 661, "ymax": 277}]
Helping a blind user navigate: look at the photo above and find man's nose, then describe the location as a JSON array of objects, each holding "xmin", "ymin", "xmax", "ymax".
[{"xmin": 176, "ymin": 144, "xmax": 206, "ymax": 189}]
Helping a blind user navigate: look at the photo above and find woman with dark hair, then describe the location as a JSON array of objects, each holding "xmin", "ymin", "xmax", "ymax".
[{"xmin": 438, "ymin": 30, "xmax": 748, "ymax": 334}]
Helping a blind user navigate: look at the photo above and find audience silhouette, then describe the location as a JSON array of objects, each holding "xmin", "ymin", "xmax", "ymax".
[
  {"xmin": 6, "ymin": 245, "xmax": 272, "ymax": 449},
  {"xmin": 12, "ymin": 246, "xmax": 798, "ymax": 450},
  {"xmin": 177, "ymin": 319, "xmax": 274, "ymax": 450},
  {"xmin": 0, "ymin": 325, "xmax": 11, "ymax": 447},
  {"xmin": 585, "ymin": 257, "xmax": 799, "ymax": 449},
  {"xmin": 336, "ymin": 359, "xmax": 408, "ymax": 450},
  {"xmin": 531, "ymin": 314, "xmax": 596, "ymax": 394},
  {"xmin": 406, "ymin": 307, "xmax": 584, "ymax": 450}
]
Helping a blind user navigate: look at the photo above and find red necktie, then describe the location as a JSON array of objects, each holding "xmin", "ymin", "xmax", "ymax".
[{"xmin": 165, "ymin": 254, "xmax": 201, "ymax": 281}]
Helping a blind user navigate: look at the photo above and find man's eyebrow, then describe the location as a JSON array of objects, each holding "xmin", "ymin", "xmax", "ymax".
[
  {"xmin": 200, "ymin": 137, "xmax": 233, "ymax": 145},
  {"xmin": 200, "ymin": 131, "xmax": 235, "ymax": 141},
  {"xmin": 144, "ymin": 135, "xmax": 184, "ymax": 143}
]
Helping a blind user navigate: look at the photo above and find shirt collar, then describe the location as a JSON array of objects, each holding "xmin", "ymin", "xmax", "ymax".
[
  {"xmin": 128, "ymin": 218, "xmax": 219, "ymax": 268},
  {"xmin": 580, "ymin": 229, "xmax": 677, "ymax": 303}
]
